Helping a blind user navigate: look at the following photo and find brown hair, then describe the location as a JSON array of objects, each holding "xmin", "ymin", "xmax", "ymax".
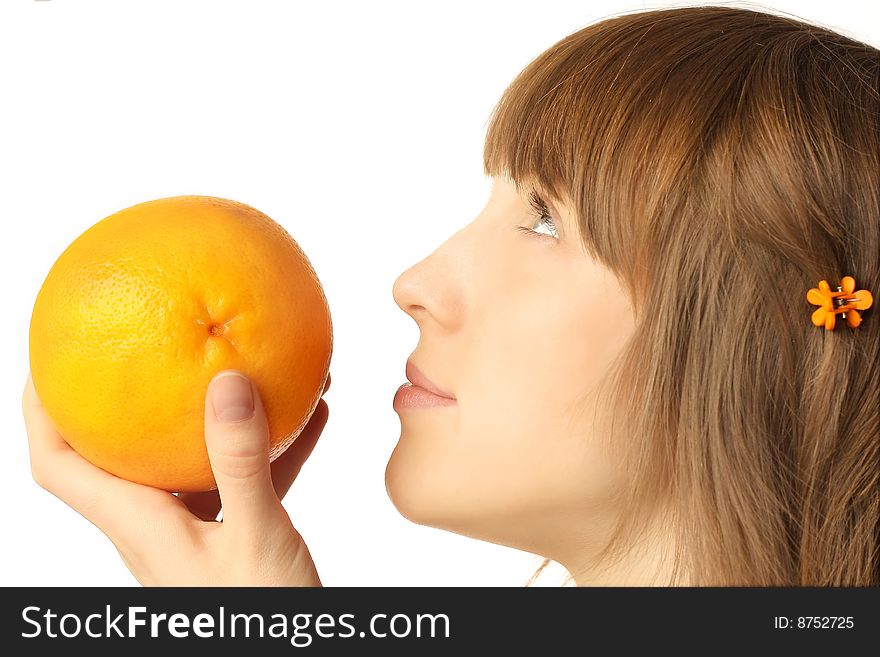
[{"xmin": 483, "ymin": 5, "xmax": 879, "ymax": 586}]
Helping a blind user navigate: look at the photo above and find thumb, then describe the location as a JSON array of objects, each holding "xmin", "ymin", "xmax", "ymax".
[{"xmin": 204, "ymin": 370, "xmax": 280, "ymax": 531}]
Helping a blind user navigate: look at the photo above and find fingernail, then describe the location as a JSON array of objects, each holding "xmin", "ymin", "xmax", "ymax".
[{"xmin": 211, "ymin": 371, "xmax": 254, "ymax": 423}]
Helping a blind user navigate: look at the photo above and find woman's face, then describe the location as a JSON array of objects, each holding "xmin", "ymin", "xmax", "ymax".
[{"xmin": 387, "ymin": 176, "xmax": 637, "ymax": 562}]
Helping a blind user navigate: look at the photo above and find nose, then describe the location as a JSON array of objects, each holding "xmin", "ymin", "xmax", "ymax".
[{"xmin": 392, "ymin": 243, "xmax": 463, "ymax": 331}]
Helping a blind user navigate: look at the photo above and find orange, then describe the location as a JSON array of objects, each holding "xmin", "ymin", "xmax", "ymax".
[{"xmin": 28, "ymin": 196, "xmax": 333, "ymax": 492}]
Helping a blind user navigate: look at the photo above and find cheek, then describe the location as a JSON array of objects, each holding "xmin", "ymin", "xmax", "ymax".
[
  {"xmin": 386, "ymin": 284, "xmax": 632, "ymax": 531},
  {"xmin": 385, "ymin": 381, "xmax": 621, "ymax": 533}
]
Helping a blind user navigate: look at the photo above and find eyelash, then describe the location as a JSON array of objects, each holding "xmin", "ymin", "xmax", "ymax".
[{"xmin": 517, "ymin": 190, "xmax": 558, "ymax": 239}]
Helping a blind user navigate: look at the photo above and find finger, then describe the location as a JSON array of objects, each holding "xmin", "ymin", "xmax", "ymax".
[
  {"xmin": 179, "ymin": 399, "xmax": 328, "ymax": 516},
  {"xmin": 22, "ymin": 373, "xmax": 193, "ymax": 552},
  {"xmin": 270, "ymin": 399, "xmax": 329, "ymax": 501},
  {"xmin": 204, "ymin": 370, "xmax": 280, "ymax": 535}
]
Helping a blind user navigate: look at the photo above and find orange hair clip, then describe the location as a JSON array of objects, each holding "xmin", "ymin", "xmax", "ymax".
[{"xmin": 806, "ymin": 275, "xmax": 873, "ymax": 330}]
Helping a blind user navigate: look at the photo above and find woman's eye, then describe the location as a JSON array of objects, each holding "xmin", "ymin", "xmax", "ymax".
[
  {"xmin": 528, "ymin": 213, "xmax": 558, "ymax": 238},
  {"xmin": 516, "ymin": 189, "xmax": 559, "ymax": 240}
]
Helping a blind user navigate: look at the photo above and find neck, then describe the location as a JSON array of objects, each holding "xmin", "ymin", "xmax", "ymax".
[{"xmin": 557, "ymin": 511, "xmax": 685, "ymax": 586}]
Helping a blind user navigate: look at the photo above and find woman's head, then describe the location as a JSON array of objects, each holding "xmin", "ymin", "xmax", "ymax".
[
  {"xmin": 388, "ymin": 5, "xmax": 879, "ymax": 585},
  {"xmin": 389, "ymin": 176, "xmax": 639, "ymax": 575}
]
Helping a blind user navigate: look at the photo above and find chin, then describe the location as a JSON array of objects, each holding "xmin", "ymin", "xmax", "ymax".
[
  {"xmin": 383, "ymin": 446, "xmax": 511, "ymax": 547},
  {"xmin": 384, "ymin": 443, "xmax": 434, "ymax": 525},
  {"xmin": 383, "ymin": 443, "xmax": 468, "ymax": 530}
]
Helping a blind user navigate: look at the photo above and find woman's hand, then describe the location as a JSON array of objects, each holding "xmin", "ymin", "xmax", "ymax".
[{"xmin": 22, "ymin": 369, "xmax": 330, "ymax": 587}]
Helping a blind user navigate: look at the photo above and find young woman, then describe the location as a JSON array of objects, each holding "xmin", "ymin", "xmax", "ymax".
[{"xmin": 23, "ymin": 5, "xmax": 879, "ymax": 586}]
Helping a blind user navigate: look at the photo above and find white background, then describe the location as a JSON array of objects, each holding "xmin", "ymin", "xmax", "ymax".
[{"xmin": 1, "ymin": 0, "xmax": 877, "ymax": 587}]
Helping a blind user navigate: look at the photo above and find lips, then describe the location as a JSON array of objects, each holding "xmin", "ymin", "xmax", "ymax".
[{"xmin": 405, "ymin": 361, "xmax": 455, "ymax": 400}]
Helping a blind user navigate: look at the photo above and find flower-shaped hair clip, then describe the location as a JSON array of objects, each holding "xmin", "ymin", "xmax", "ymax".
[{"xmin": 806, "ymin": 275, "xmax": 873, "ymax": 330}]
